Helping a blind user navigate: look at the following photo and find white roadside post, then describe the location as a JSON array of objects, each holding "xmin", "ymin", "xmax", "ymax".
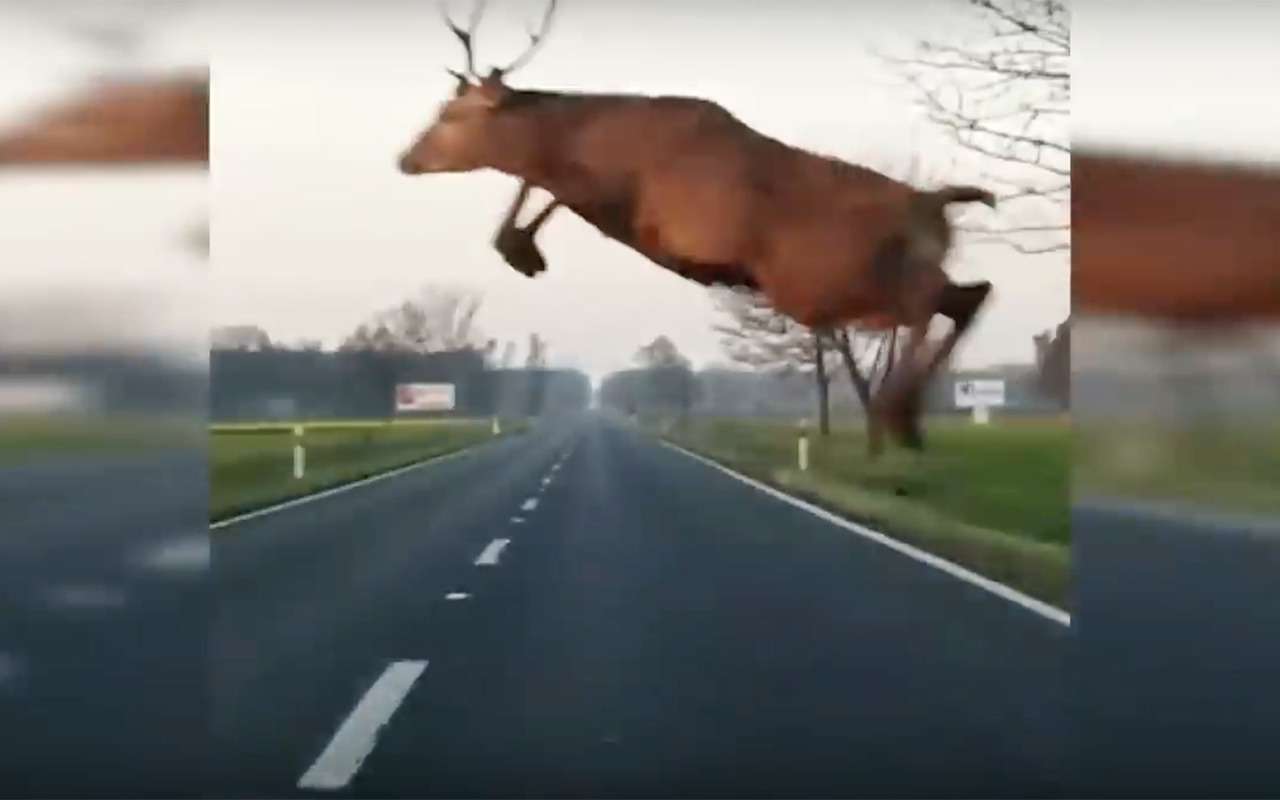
[
  {"xmin": 973, "ymin": 404, "xmax": 991, "ymax": 425},
  {"xmin": 293, "ymin": 424, "xmax": 306, "ymax": 479},
  {"xmin": 492, "ymin": 416, "xmax": 501, "ymax": 436},
  {"xmin": 797, "ymin": 419, "xmax": 810, "ymax": 472}
]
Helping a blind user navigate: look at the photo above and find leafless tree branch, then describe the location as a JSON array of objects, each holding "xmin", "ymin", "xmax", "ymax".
[{"xmin": 881, "ymin": 0, "xmax": 1070, "ymax": 257}]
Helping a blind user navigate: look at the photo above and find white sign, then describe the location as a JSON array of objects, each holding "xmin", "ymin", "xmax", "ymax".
[
  {"xmin": 954, "ymin": 379, "xmax": 1006, "ymax": 408},
  {"xmin": 395, "ymin": 383, "xmax": 455, "ymax": 412},
  {"xmin": 0, "ymin": 377, "xmax": 98, "ymax": 413}
]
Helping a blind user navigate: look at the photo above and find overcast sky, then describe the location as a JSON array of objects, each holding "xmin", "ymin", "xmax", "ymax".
[
  {"xmin": 7, "ymin": 1, "xmax": 1277, "ymax": 381},
  {"xmin": 0, "ymin": 2, "xmax": 207, "ymax": 361},
  {"xmin": 207, "ymin": 0, "xmax": 1072, "ymax": 381}
]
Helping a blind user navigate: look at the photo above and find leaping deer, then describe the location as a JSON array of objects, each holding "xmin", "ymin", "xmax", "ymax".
[{"xmin": 397, "ymin": 0, "xmax": 999, "ymax": 454}]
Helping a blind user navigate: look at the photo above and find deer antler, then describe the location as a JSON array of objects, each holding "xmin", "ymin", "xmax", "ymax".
[
  {"xmin": 440, "ymin": 0, "xmax": 490, "ymax": 80},
  {"xmin": 492, "ymin": 0, "xmax": 557, "ymax": 79}
]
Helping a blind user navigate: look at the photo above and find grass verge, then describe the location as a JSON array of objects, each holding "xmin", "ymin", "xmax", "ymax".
[
  {"xmin": 658, "ymin": 416, "xmax": 1070, "ymax": 610},
  {"xmin": 0, "ymin": 413, "xmax": 202, "ymax": 463},
  {"xmin": 1074, "ymin": 418, "xmax": 1280, "ymax": 518},
  {"xmin": 211, "ymin": 417, "xmax": 527, "ymax": 524}
]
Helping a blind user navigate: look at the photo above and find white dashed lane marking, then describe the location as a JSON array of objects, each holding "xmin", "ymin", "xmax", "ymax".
[
  {"xmin": 474, "ymin": 538, "xmax": 510, "ymax": 566},
  {"xmin": 296, "ymin": 660, "xmax": 428, "ymax": 791}
]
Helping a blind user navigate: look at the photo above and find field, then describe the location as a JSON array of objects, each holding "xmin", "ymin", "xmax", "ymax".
[
  {"xmin": 0, "ymin": 413, "xmax": 204, "ymax": 463},
  {"xmin": 1074, "ymin": 418, "xmax": 1280, "ymax": 518},
  {"xmin": 211, "ymin": 417, "xmax": 524, "ymax": 523},
  {"xmin": 657, "ymin": 415, "xmax": 1071, "ymax": 608}
]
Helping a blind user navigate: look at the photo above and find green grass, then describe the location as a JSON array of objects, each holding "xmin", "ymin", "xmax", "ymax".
[
  {"xmin": 210, "ymin": 417, "xmax": 485, "ymax": 433},
  {"xmin": 1074, "ymin": 418, "xmax": 1280, "ymax": 517},
  {"xmin": 211, "ymin": 417, "xmax": 526, "ymax": 523},
  {"xmin": 0, "ymin": 413, "xmax": 203, "ymax": 463},
  {"xmin": 658, "ymin": 415, "xmax": 1071, "ymax": 609}
]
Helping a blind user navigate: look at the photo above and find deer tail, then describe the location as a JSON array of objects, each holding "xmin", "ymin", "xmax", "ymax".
[{"xmin": 932, "ymin": 185, "xmax": 997, "ymax": 208}]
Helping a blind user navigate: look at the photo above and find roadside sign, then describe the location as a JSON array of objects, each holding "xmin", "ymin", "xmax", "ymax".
[
  {"xmin": 395, "ymin": 383, "xmax": 455, "ymax": 412},
  {"xmin": 954, "ymin": 379, "xmax": 1006, "ymax": 408}
]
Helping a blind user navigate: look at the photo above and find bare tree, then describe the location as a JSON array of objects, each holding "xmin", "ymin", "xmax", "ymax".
[
  {"xmin": 339, "ymin": 284, "xmax": 489, "ymax": 353},
  {"xmin": 632, "ymin": 336, "xmax": 699, "ymax": 419},
  {"xmin": 290, "ymin": 338, "xmax": 325, "ymax": 353},
  {"xmin": 499, "ymin": 340, "xmax": 517, "ymax": 369},
  {"xmin": 830, "ymin": 327, "xmax": 898, "ymax": 412},
  {"xmin": 712, "ymin": 287, "xmax": 844, "ymax": 436},
  {"xmin": 211, "ymin": 324, "xmax": 273, "ymax": 352},
  {"xmin": 881, "ymin": 0, "xmax": 1070, "ymax": 256},
  {"xmin": 713, "ymin": 286, "xmax": 900, "ymax": 444},
  {"xmin": 525, "ymin": 332, "xmax": 548, "ymax": 369},
  {"xmin": 1033, "ymin": 316, "xmax": 1070, "ymax": 408},
  {"xmin": 634, "ymin": 335, "xmax": 692, "ymax": 370}
]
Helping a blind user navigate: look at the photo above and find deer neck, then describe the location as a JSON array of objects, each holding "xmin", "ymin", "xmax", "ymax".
[{"xmin": 482, "ymin": 94, "xmax": 583, "ymax": 194}]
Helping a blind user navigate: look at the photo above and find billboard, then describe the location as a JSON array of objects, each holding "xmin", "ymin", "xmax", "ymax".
[
  {"xmin": 954, "ymin": 378, "xmax": 1006, "ymax": 408},
  {"xmin": 395, "ymin": 383, "xmax": 455, "ymax": 412}
]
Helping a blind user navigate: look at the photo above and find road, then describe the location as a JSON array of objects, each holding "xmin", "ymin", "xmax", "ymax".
[
  {"xmin": 1074, "ymin": 499, "xmax": 1280, "ymax": 798},
  {"xmin": 211, "ymin": 414, "xmax": 1069, "ymax": 798},
  {"xmin": 0, "ymin": 450, "xmax": 211, "ymax": 796}
]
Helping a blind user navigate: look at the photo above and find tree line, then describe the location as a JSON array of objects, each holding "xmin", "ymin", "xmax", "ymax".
[{"xmin": 211, "ymin": 283, "xmax": 550, "ymax": 372}]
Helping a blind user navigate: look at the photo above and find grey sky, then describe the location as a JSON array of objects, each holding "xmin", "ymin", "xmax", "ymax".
[
  {"xmin": 1072, "ymin": 0, "xmax": 1280, "ymax": 164},
  {"xmin": 6, "ymin": 1, "xmax": 1278, "ymax": 380},
  {"xmin": 208, "ymin": 0, "xmax": 1069, "ymax": 381},
  {"xmin": 0, "ymin": 3, "xmax": 207, "ymax": 361}
]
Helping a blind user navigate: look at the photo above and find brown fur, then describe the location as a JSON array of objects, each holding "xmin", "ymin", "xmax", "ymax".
[
  {"xmin": 0, "ymin": 74, "xmax": 208, "ymax": 165},
  {"xmin": 401, "ymin": 85, "xmax": 989, "ymax": 325},
  {"xmin": 399, "ymin": 66, "xmax": 997, "ymax": 452},
  {"xmin": 1074, "ymin": 152, "xmax": 1280, "ymax": 323}
]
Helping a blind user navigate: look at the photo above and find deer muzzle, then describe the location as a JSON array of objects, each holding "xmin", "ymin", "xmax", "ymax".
[{"xmin": 397, "ymin": 151, "xmax": 423, "ymax": 175}]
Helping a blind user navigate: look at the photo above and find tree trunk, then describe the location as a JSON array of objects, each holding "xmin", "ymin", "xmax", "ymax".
[
  {"xmin": 884, "ymin": 328, "xmax": 898, "ymax": 383},
  {"xmin": 834, "ymin": 330, "xmax": 874, "ymax": 411},
  {"xmin": 814, "ymin": 333, "xmax": 831, "ymax": 437},
  {"xmin": 833, "ymin": 329, "xmax": 877, "ymax": 454}
]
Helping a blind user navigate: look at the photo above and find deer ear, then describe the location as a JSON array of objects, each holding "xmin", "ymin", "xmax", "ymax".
[
  {"xmin": 475, "ymin": 71, "xmax": 510, "ymax": 106},
  {"xmin": 445, "ymin": 68, "xmax": 470, "ymax": 95}
]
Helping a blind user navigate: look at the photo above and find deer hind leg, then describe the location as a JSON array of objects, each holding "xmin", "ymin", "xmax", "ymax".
[
  {"xmin": 493, "ymin": 181, "xmax": 563, "ymax": 277},
  {"xmin": 872, "ymin": 318, "xmax": 932, "ymax": 451},
  {"xmin": 872, "ymin": 281, "xmax": 992, "ymax": 451},
  {"xmin": 922, "ymin": 280, "xmax": 993, "ymax": 375}
]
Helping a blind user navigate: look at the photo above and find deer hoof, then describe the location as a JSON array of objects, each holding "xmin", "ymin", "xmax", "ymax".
[{"xmin": 495, "ymin": 232, "xmax": 548, "ymax": 277}]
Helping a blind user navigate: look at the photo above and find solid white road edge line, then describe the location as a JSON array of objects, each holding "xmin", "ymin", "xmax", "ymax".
[
  {"xmin": 211, "ymin": 444, "xmax": 480, "ymax": 531},
  {"xmin": 296, "ymin": 660, "xmax": 428, "ymax": 791},
  {"xmin": 474, "ymin": 538, "xmax": 511, "ymax": 566},
  {"xmin": 659, "ymin": 441, "xmax": 1071, "ymax": 627}
]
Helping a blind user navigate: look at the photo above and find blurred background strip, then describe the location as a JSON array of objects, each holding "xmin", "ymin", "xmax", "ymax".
[
  {"xmin": 0, "ymin": 1, "xmax": 211, "ymax": 795},
  {"xmin": 1072, "ymin": 1, "xmax": 1280, "ymax": 794}
]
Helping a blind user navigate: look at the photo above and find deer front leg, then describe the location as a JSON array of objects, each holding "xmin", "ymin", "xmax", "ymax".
[{"xmin": 493, "ymin": 181, "xmax": 563, "ymax": 277}]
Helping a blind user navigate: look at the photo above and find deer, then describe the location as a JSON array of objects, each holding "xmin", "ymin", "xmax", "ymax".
[
  {"xmin": 397, "ymin": 0, "xmax": 1000, "ymax": 454},
  {"xmin": 0, "ymin": 72, "xmax": 208, "ymax": 165},
  {"xmin": 1072, "ymin": 151, "xmax": 1280, "ymax": 415},
  {"xmin": 1072, "ymin": 152, "xmax": 1280, "ymax": 324}
]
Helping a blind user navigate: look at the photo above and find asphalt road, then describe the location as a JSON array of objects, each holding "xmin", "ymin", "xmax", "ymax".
[
  {"xmin": 1073, "ymin": 499, "xmax": 1280, "ymax": 798},
  {"xmin": 211, "ymin": 414, "xmax": 1070, "ymax": 798},
  {"xmin": 0, "ymin": 450, "xmax": 211, "ymax": 797}
]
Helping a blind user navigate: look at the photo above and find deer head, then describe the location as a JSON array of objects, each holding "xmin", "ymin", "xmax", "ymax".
[{"xmin": 397, "ymin": 0, "xmax": 557, "ymax": 175}]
